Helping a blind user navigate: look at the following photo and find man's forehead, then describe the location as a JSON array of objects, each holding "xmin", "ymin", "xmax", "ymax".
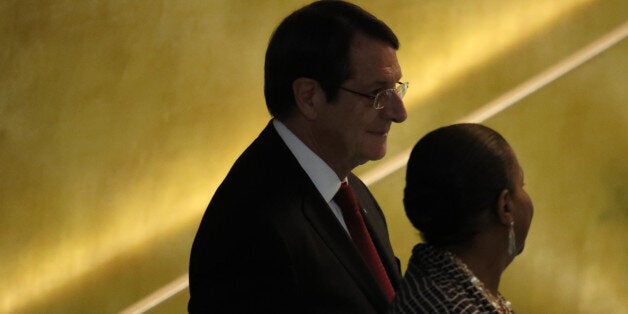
[{"xmin": 348, "ymin": 48, "xmax": 401, "ymax": 84}]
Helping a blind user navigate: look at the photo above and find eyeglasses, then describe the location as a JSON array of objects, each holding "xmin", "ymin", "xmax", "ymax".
[{"xmin": 338, "ymin": 81, "xmax": 409, "ymax": 110}]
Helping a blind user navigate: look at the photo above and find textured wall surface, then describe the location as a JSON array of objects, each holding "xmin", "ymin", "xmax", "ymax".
[{"xmin": 1, "ymin": 0, "xmax": 625, "ymax": 313}]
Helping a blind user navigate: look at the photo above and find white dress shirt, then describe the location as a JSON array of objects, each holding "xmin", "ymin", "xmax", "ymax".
[{"xmin": 273, "ymin": 119, "xmax": 349, "ymax": 233}]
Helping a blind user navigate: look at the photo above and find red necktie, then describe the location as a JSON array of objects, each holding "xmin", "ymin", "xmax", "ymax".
[{"xmin": 334, "ymin": 183, "xmax": 395, "ymax": 301}]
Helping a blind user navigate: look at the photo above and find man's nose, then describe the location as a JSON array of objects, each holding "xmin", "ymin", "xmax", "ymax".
[{"xmin": 380, "ymin": 94, "xmax": 407, "ymax": 123}]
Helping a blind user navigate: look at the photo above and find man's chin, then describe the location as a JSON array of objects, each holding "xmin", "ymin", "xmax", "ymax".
[
  {"xmin": 355, "ymin": 145, "xmax": 387, "ymax": 167},
  {"xmin": 366, "ymin": 149, "xmax": 387, "ymax": 162}
]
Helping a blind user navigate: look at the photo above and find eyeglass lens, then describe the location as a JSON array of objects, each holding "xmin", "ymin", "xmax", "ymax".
[{"xmin": 374, "ymin": 82, "xmax": 408, "ymax": 109}]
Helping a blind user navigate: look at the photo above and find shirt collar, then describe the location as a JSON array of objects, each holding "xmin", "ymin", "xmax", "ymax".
[{"xmin": 273, "ymin": 119, "xmax": 344, "ymax": 203}]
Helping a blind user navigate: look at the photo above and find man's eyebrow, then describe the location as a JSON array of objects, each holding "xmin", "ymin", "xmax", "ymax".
[{"xmin": 370, "ymin": 79, "xmax": 401, "ymax": 88}]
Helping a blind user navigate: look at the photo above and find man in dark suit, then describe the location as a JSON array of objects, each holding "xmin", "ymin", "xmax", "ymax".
[{"xmin": 189, "ymin": 1, "xmax": 409, "ymax": 313}]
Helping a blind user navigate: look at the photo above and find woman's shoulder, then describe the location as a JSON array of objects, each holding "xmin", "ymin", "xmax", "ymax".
[{"xmin": 390, "ymin": 244, "xmax": 492, "ymax": 314}]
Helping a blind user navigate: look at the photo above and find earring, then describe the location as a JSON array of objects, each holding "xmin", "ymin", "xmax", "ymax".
[{"xmin": 508, "ymin": 221, "xmax": 516, "ymax": 256}]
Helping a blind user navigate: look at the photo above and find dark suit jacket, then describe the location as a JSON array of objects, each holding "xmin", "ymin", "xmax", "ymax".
[{"xmin": 189, "ymin": 121, "xmax": 401, "ymax": 313}]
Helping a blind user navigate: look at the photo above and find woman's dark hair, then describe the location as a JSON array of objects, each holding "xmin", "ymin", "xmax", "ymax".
[
  {"xmin": 264, "ymin": 0, "xmax": 399, "ymax": 121},
  {"xmin": 404, "ymin": 123, "xmax": 515, "ymax": 247}
]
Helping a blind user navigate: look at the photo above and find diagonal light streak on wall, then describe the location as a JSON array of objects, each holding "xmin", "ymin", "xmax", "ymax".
[
  {"xmin": 118, "ymin": 19, "xmax": 628, "ymax": 314},
  {"xmin": 119, "ymin": 274, "xmax": 189, "ymax": 314}
]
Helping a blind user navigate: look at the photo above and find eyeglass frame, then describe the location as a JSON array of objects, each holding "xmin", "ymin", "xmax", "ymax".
[{"xmin": 338, "ymin": 81, "xmax": 409, "ymax": 110}]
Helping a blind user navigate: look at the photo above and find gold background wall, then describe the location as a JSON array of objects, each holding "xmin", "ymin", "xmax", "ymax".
[{"xmin": 1, "ymin": 1, "xmax": 626, "ymax": 313}]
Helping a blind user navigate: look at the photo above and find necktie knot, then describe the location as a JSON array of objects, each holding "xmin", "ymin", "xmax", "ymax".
[{"xmin": 334, "ymin": 183, "xmax": 360, "ymax": 217}]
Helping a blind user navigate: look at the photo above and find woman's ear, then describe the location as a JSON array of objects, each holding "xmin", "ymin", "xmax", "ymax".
[
  {"xmin": 496, "ymin": 189, "xmax": 513, "ymax": 226},
  {"xmin": 292, "ymin": 77, "xmax": 322, "ymax": 120}
]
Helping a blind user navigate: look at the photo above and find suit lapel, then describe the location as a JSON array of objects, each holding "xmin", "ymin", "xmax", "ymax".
[
  {"xmin": 301, "ymin": 190, "xmax": 389, "ymax": 308},
  {"xmin": 349, "ymin": 175, "xmax": 402, "ymax": 288},
  {"xmin": 361, "ymin": 205, "xmax": 402, "ymax": 287}
]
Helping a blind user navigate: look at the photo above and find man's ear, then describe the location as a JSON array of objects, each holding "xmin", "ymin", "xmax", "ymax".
[
  {"xmin": 496, "ymin": 189, "xmax": 513, "ymax": 225},
  {"xmin": 292, "ymin": 77, "xmax": 322, "ymax": 120}
]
